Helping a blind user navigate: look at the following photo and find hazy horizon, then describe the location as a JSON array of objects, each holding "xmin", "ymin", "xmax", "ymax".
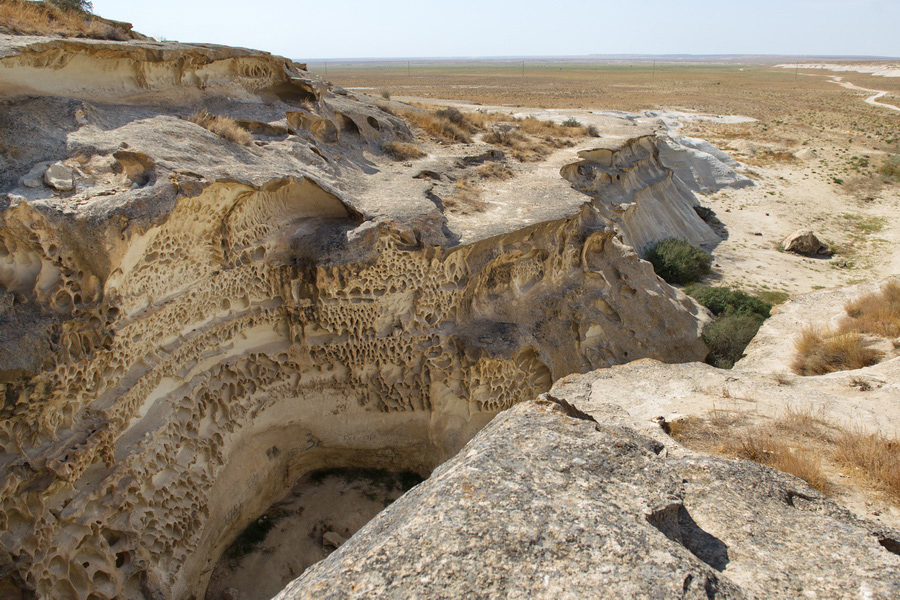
[{"xmin": 92, "ymin": 0, "xmax": 900, "ymax": 60}]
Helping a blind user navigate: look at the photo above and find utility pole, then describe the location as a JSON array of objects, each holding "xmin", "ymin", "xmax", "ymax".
[{"xmin": 652, "ymin": 60, "xmax": 656, "ymax": 78}]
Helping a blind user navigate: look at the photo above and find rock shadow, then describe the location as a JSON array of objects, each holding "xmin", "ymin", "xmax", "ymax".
[{"xmin": 647, "ymin": 504, "xmax": 730, "ymax": 572}]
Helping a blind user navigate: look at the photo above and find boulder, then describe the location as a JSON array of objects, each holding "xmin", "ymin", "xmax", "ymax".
[
  {"xmin": 20, "ymin": 161, "xmax": 50, "ymax": 188},
  {"xmin": 782, "ymin": 229, "xmax": 832, "ymax": 256},
  {"xmin": 728, "ymin": 140, "xmax": 757, "ymax": 155},
  {"xmin": 278, "ymin": 398, "xmax": 900, "ymax": 600},
  {"xmin": 322, "ymin": 531, "xmax": 347, "ymax": 549},
  {"xmin": 43, "ymin": 161, "xmax": 75, "ymax": 191}
]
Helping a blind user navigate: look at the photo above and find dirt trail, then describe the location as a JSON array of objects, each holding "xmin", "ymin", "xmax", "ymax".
[{"xmin": 829, "ymin": 76, "xmax": 900, "ymax": 112}]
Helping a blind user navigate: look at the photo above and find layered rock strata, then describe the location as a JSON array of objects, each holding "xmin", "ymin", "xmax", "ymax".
[
  {"xmin": 561, "ymin": 137, "xmax": 720, "ymax": 254},
  {"xmin": 0, "ymin": 35, "xmax": 715, "ymax": 600}
]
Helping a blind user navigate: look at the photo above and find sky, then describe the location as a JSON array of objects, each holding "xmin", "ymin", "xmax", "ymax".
[{"xmin": 92, "ymin": 0, "xmax": 900, "ymax": 60}]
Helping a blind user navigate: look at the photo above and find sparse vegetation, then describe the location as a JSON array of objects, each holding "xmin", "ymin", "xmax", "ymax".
[
  {"xmin": 671, "ymin": 407, "xmax": 900, "ymax": 503},
  {"xmin": 224, "ymin": 516, "xmax": 276, "ymax": 559},
  {"xmin": 685, "ymin": 285, "xmax": 773, "ymax": 369},
  {"xmin": 381, "ymin": 140, "xmax": 426, "ymax": 161},
  {"xmin": 396, "ymin": 105, "xmax": 595, "ymax": 156},
  {"xmin": 561, "ymin": 117, "xmax": 581, "ymax": 127},
  {"xmin": 399, "ymin": 108, "xmax": 472, "ymax": 143},
  {"xmin": 669, "ymin": 408, "xmax": 831, "ymax": 492},
  {"xmin": 791, "ymin": 327, "xmax": 883, "ymax": 375},
  {"xmin": 0, "ymin": 0, "xmax": 132, "ymax": 39},
  {"xmin": 646, "ymin": 238, "xmax": 712, "ymax": 285},
  {"xmin": 48, "ymin": 0, "xmax": 91, "ymax": 11},
  {"xmin": 841, "ymin": 280, "xmax": 900, "ymax": 337},
  {"xmin": 380, "ymin": 89, "xmax": 391, "ymax": 100},
  {"xmin": 189, "ymin": 110, "xmax": 252, "ymax": 145},
  {"xmin": 755, "ymin": 290, "xmax": 791, "ymax": 306},
  {"xmin": 476, "ymin": 161, "xmax": 514, "ymax": 180},
  {"xmin": 879, "ymin": 154, "xmax": 900, "ymax": 181},
  {"xmin": 836, "ymin": 428, "xmax": 900, "ymax": 502},
  {"xmin": 443, "ymin": 176, "xmax": 485, "ymax": 214},
  {"xmin": 792, "ymin": 281, "xmax": 898, "ymax": 375},
  {"xmin": 308, "ymin": 467, "xmax": 424, "ymax": 490}
]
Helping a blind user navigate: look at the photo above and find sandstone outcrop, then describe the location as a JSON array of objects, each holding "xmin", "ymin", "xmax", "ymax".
[
  {"xmin": 0, "ymin": 34, "xmax": 717, "ymax": 600},
  {"xmin": 561, "ymin": 136, "xmax": 720, "ymax": 255},
  {"xmin": 280, "ymin": 398, "xmax": 900, "ymax": 599},
  {"xmin": 781, "ymin": 229, "xmax": 832, "ymax": 256},
  {"xmin": 657, "ymin": 135, "xmax": 753, "ymax": 195}
]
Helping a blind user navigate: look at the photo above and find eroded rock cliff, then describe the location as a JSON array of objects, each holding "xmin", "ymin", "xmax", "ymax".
[{"xmin": 0, "ymin": 34, "xmax": 718, "ymax": 600}]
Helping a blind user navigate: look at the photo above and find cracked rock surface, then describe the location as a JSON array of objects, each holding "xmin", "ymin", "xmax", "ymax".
[{"xmin": 281, "ymin": 398, "xmax": 900, "ymax": 600}]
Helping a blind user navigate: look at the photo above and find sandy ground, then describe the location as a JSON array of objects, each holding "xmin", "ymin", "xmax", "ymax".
[{"xmin": 395, "ymin": 95, "xmax": 899, "ymax": 297}]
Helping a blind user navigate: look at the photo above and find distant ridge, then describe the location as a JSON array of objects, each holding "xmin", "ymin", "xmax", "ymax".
[{"xmin": 298, "ymin": 53, "xmax": 899, "ymax": 63}]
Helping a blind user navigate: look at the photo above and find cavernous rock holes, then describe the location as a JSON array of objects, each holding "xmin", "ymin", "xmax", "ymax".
[{"xmin": 0, "ymin": 169, "xmax": 711, "ymax": 600}]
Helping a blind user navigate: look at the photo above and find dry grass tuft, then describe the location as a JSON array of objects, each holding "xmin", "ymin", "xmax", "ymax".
[
  {"xmin": 773, "ymin": 405, "xmax": 836, "ymax": 442},
  {"xmin": 0, "ymin": 0, "xmax": 131, "ymax": 39},
  {"xmin": 836, "ymin": 428, "xmax": 900, "ymax": 502},
  {"xmin": 669, "ymin": 406, "xmax": 900, "ymax": 503},
  {"xmin": 397, "ymin": 106, "xmax": 593, "ymax": 153},
  {"xmin": 791, "ymin": 327, "xmax": 883, "ymax": 376},
  {"xmin": 189, "ymin": 110, "xmax": 252, "ymax": 145},
  {"xmin": 841, "ymin": 280, "xmax": 900, "ymax": 338},
  {"xmin": 742, "ymin": 149, "xmax": 798, "ymax": 166},
  {"xmin": 476, "ymin": 161, "xmax": 513, "ymax": 180},
  {"xmin": 443, "ymin": 176, "xmax": 486, "ymax": 214},
  {"xmin": 381, "ymin": 141, "xmax": 425, "ymax": 161},
  {"xmin": 670, "ymin": 409, "xmax": 832, "ymax": 492},
  {"xmin": 399, "ymin": 108, "xmax": 472, "ymax": 143},
  {"xmin": 791, "ymin": 281, "xmax": 899, "ymax": 376}
]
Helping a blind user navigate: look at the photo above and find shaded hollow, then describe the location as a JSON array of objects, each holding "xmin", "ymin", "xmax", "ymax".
[
  {"xmin": 187, "ymin": 407, "xmax": 487, "ymax": 599},
  {"xmin": 203, "ymin": 467, "xmax": 424, "ymax": 600}
]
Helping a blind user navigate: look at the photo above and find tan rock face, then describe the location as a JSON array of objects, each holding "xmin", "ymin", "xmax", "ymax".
[
  {"xmin": 561, "ymin": 136, "xmax": 720, "ymax": 255},
  {"xmin": 0, "ymin": 36, "xmax": 712, "ymax": 600}
]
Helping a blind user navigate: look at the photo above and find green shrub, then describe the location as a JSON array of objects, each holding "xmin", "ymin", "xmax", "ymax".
[
  {"xmin": 646, "ymin": 238, "xmax": 712, "ymax": 285},
  {"xmin": 756, "ymin": 290, "xmax": 791, "ymax": 305},
  {"xmin": 702, "ymin": 312, "xmax": 765, "ymax": 369},
  {"xmin": 561, "ymin": 117, "xmax": 581, "ymax": 127},
  {"xmin": 380, "ymin": 89, "xmax": 391, "ymax": 100},
  {"xmin": 880, "ymin": 154, "xmax": 900, "ymax": 181},
  {"xmin": 693, "ymin": 205, "xmax": 716, "ymax": 222},
  {"xmin": 685, "ymin": 285, "xmax": 771, "ymax": 318}
]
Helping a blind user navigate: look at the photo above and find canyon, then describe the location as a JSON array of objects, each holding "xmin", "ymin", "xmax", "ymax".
[{"xmin": 0, "ymin": 27, "xmax": 898, "ymax": 600}]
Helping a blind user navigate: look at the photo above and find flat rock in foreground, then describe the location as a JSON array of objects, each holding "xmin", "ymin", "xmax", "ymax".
[{"xmin": 278, "ymin": 399, "xmax": 900, "ymax": 600}]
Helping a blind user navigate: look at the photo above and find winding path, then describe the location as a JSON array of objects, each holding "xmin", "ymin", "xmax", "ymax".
[{"xmin": 829, "ymin": 76, "xmax": 900, "ymax": 112}]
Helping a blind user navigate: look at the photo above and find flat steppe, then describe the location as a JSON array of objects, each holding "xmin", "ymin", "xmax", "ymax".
[{"xmin": 326, "ymin": 60, "xmax": 900, "ymax": 297}]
